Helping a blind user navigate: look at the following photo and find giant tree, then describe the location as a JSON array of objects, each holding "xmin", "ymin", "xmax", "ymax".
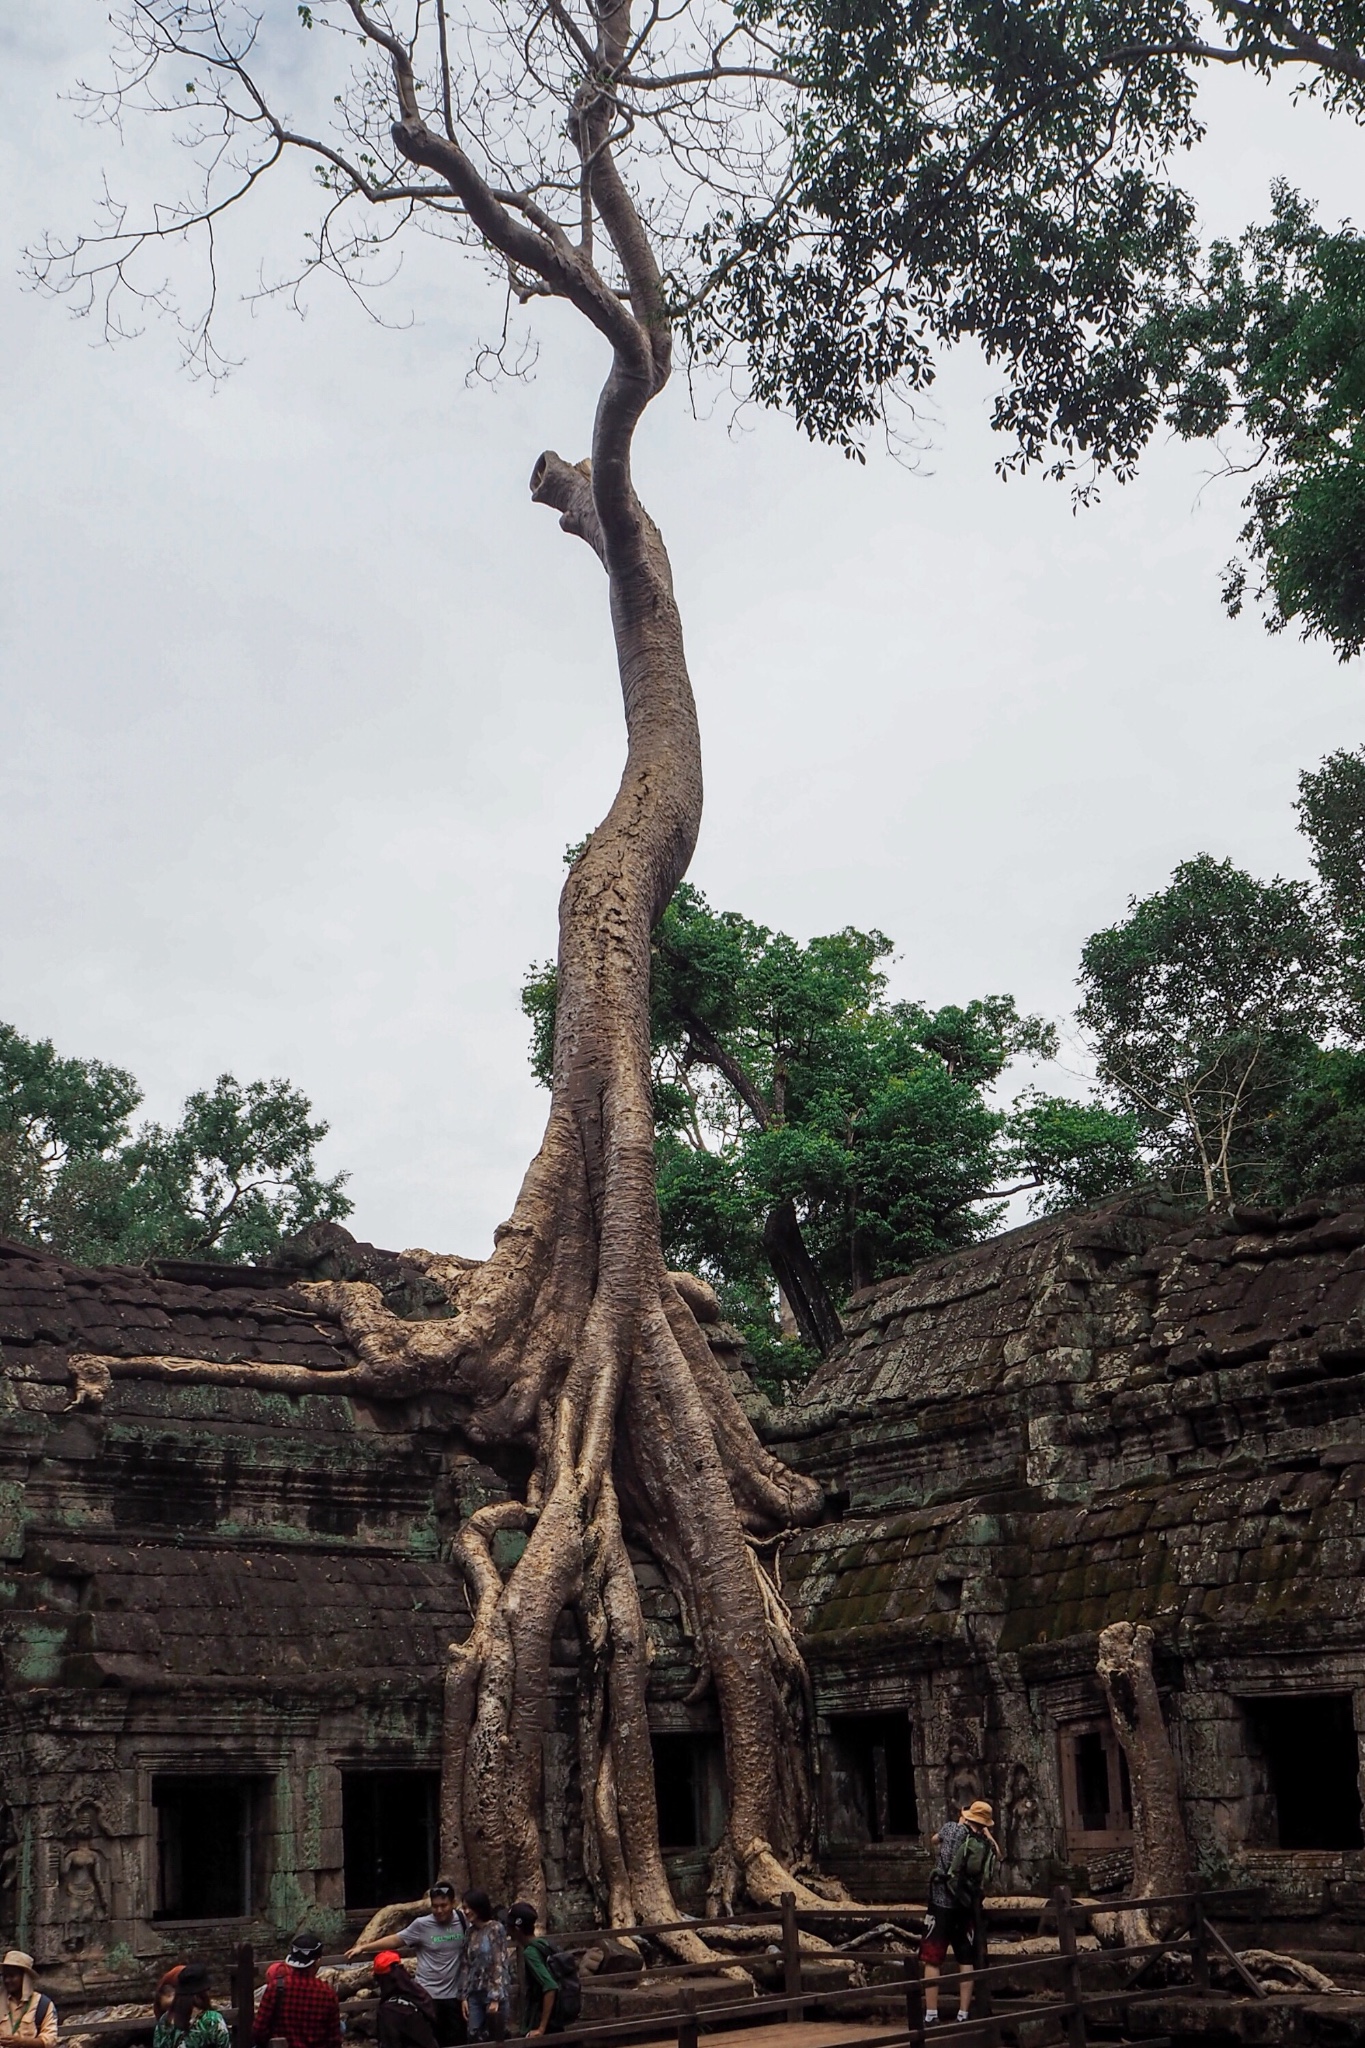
[{"xmin": 36, "ymin": 1, "xmax": 851, "ymax": 1930}]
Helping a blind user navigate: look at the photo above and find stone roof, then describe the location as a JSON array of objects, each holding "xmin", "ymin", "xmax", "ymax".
[
  {"xmin": 770, "ymin": 1194, "xmax": 1365, "ymax": 1664},
  {"xmin": 0, "ymin": 1233, "xmax": 471, "ymax": 1700}
]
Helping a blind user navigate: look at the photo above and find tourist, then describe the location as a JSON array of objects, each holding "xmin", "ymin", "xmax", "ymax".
[
  {"xmin": 253, "ymin": 1933, "xmax": 340, "ymax": 2048},
  {"xmin": 152, "ymin": 1962, "xmax": 230, "ymax": 2048},
  {"xmin": 0, "ymin": 1953, "xmax": 56, "ymax": 2045},
  {"xmin": 454, "ymin": 1891, "xmax": 508, "ymax": 2043},
  {"xmin": 373, "ymin": 1952, "xmax": 439, "ymax": 2048},
  {"xmin": 505, "ymin": 1906, "xmax": 562, "ymax": 2038},
  {"xmin": 920, "ymin": 1800, "xmax": 1000, "ymax": 2024},
  {"xmin": 349, "ymin": 1883, "xmax": 466, "ymax": 2047}
]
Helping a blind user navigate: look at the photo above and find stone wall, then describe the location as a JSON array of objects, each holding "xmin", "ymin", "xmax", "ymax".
[
  {"xmin": 0, "ymin": 1233, "xmax": 725, "ymax": 1993},
  {"xmin": 7, "ymin": 1193, "xmax": 1365, "ymax": 1985},
  {"xmin": 765, "ymin": 1195, "xmax": 1365, "ymax": 1940}
]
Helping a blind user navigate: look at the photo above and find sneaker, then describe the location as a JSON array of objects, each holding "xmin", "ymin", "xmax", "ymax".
[
  {"xmin": 956, "ymin": 2014, "xmax": 971, "ymax": 2023},
  {"xmin": 924, "ymin": 2013, "xmax": 939, "ymax": 2025}
]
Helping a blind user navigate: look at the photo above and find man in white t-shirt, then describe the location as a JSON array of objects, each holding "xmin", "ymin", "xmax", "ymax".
[{"xmin": 349, "ymin": 1883, "xmax": 467, "ymax": 2045}]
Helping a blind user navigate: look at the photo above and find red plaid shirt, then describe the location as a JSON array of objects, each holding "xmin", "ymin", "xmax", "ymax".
[{"xmin": 253, "ymin": 1968, "xmax": 340, "ymax": 2048}]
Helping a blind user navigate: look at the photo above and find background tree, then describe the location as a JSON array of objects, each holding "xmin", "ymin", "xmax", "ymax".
[
  {"xmin": 1137, "ymin": 185, "xmax": 1365, "ymax": 659},
  {"xmin": 1074, "ymin": 755, "xmax": 1365, "ymax": 1208},
  {"xmin": 527, "ymin": 883, "xmax": 1141, "ymax": 1386},
  {"xmin": 0, "ymin": 1025, "xmax": 141, "ymax": 1261},
  {"xmin": 0, "ymin": 1022, "xmax": 350, "ymax": 1265},
  {"xmin": 1078, "ymin": 855, "xmax": 1327, "ymax": 1203},
  {"xmin": 1298, "ymin": 744, "xmax": 1365, "ymax": 1027}
]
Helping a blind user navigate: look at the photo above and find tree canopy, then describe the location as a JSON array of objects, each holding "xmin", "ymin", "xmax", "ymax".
[
  {"xmin": 0, "ymin": 1022, "xmax": 351, "ymax": 1266},
  {"xmin": 683, "ymin": 0, "xmax": 1365, "ymax": 653},
  {"xmin": 1078, "ymin": 856, "xmax": 1328, "ymax": 1203}
]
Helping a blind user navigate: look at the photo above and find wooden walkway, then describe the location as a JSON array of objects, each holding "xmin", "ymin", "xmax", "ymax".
[{"xmin": 636, "ymin": 2025, "xmax": 907, "ymax": 2048}]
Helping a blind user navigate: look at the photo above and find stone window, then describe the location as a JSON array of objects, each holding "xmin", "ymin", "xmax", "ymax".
[
  {"xmin": 1059, "ymin": 1721, "xmax": 1132, "ymax": 1852},
  {"xmin": 342, "ymin": 1771, "xmax": 441, "ymax": 1909},
  {"xmin": 153, "ymin": 1775, "xmax": 269, "ymax": 1920},
  {"xmin": 650, "ymin": 1733, "xmax": 725, "ymax": 1851},
  {"xmin": 825, "ymin": 1711, "xmax": 919, "ymax": 1843},
  {"xmin": 1239, "ymin": 1694, "xmax": 1364, "ymax": 1851}
]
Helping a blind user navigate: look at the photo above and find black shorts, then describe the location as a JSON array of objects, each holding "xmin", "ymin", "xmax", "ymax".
[
  {"xmin": 432, "ymin": 2001, "xmax": 467, "ymax": 2047},
  {"xmin": 920, "ymin": 1905, "xmax": 975, "ymax": 1967}
]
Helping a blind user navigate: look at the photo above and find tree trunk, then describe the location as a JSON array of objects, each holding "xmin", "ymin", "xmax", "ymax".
[
  {"xmin": 296, "ymin": 442, "xmax": 827, "ymax": 1931},
  {"xmin": 763, "ymin": 1199, "xmax": 844, "ymax": 1357},
  {"xmin": 1096, "ymin": 1622, "xmax": 1191, "ymax": 1943}
]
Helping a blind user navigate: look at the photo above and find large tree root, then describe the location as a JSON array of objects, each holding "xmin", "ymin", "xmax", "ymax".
[
  {"xmin": 307, "ymin": 1210, "xmax": 828, "ymax": 1930},
  {"xmin": 1095, "ymin": 1622, "xmax": 1191, "ymax": 1946}
]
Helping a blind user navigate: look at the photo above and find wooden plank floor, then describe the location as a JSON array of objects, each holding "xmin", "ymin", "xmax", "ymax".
[{"xmin": 637, "ymin": 2021, "xmax": 907, "ymax": 2048}]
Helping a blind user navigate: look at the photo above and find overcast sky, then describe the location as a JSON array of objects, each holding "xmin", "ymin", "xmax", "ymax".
[{"xmin": 2, "ymin": 8, "xmax": 1363, "ymax": 1257}]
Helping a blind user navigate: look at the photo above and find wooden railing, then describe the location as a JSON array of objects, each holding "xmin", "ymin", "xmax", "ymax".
[{"xmin": 61, "ymin": 1886, "xmax": 1268, "ymax": 2048}]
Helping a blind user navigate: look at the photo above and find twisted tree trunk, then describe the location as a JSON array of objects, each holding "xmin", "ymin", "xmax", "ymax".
[{"xmin": 224, "ymin": 426, "xmax": 821, "ymax": 1932}]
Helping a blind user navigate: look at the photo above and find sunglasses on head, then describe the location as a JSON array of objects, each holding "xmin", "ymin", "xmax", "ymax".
[{"xmin": 430, "ymin": 1886, "xmax": 456, "ymax": 1899}]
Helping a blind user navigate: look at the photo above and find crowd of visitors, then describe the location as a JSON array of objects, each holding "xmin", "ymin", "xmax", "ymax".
[
  {"xmin": 345, "ymin": 1881, "xmax": 570, "ymax": 2045},
  {"xmin": 128, "ymin": 1884, "xmax": 571, "ymax": 2048},
  {"xmin": 8, "ymin": 1803, "xmax": 998, "ymax": 2047}
]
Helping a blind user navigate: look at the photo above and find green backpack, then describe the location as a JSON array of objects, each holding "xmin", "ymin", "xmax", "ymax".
[{"xmin": 947, "ymin": 1828, "xmax": 997, "ymax": 1907}]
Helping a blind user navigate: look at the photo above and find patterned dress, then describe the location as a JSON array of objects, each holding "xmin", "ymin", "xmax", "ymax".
[{"xmin": 154, "ymin": 2009, "xmax": 231, "ymax": 2048}]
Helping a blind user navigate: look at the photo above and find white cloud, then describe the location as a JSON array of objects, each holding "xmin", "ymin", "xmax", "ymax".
[{"xmin": 2, "ymin": 8, "xmax": 1362, "ymax": 1254}]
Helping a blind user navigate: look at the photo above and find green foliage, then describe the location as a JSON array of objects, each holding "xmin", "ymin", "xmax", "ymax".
[
  {"xmin": 0, "ymin": 1023, "xmax": 351, "ymax": 1265},
  {"xmin": 1005, "ymin": 1092, "xmax": 1144, "ymax": 1212},
  {"xmin": 1137, "ymin": 185, "xmax": 1365, "ymax": 656},
  {"xmin": 522, "ymin": 961, "xmax": 558, "ymax": 1091},
  {"xmin": 1070, "ymin": 751, "xmax": 1365, "ymax": 1207},
  {"xmin": 1296, "ymin": 744, "xmax": 1365, "ymax": 1037},
  {"xmin": 683, "ymin": 0, "xmax": 1365, "ymax": 652},
  {"xmin": 0, "ymin": 1025, "xmax": 142, "ymax": 1257},
  {"xmin": 1260, "ymin": 1046, "xmax": 1365, "ymax": 1203},
  {"xmin": 686, "ymin": 0, "xmax": 1201, "ymax": 467},
  {"xmin": 525, "ymin": 883, "xmax": 1139, "ymax": 1390},
  {"xmin": 1078, "ymin": 855, "xmax": 1327, "ymax": 1201},
  {"xmin": 116, "ymin": 1074, "xmax": 353, "ymax": 1264}
]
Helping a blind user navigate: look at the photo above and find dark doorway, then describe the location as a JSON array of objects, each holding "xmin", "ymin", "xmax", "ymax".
[
  {"xmin": 1074, "ymin": 1731, "xmax": 1109, "ymax": 1832},
  {"xmin": 828, "ymin": 1712, "xmax": 919, "ymax": 1841},
  {"xmin": 650, "ymin": 1734, "xmax": 725, "ymax": 1851},
  {"xmin": 153, "ymin": 1776, "xmax": 267, "ymax": 1919},
  {"xmin": 1242, "ymin": 1695, "xmax": 1364, "ymax": 1850},
  {"xmin": 342, "ymin": 1772, "xmax": 441, "ymax": 1909},
  {"xmin": 1059, "ymin": 1721, "xmax": 1132, "ymax": 1851}
]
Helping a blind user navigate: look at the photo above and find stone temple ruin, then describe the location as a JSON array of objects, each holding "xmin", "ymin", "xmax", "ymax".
[{"xmin": 3, "ymin": 1191, "xmax": 1365, "ymax": 1995}]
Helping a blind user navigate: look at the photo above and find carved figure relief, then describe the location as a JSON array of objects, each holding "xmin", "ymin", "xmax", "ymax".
[
  {"xmin": 944, "ymin": 1732, "xmax": 982, "ymax": 1817},
  {"xmin": 1005, "ymin": 1761, "xmax": 1049, "ymax": 1873},
  {"xmin": 58, "ymin": 1803, "xmax": 109, "ymax": 1956},
  {"xmin": 0, "ymin": 1808, "xmax": 17, "ymax": 1940}
]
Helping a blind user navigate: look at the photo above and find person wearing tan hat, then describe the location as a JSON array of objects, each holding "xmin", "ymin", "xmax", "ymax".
[
  {"xmin": 920, "ymin": 1801, "xmax": 1000, "ymax": 2023},
  {"xmin": 0, "ymin": 1953, "xmax": 57, "ymax": 2045}
]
